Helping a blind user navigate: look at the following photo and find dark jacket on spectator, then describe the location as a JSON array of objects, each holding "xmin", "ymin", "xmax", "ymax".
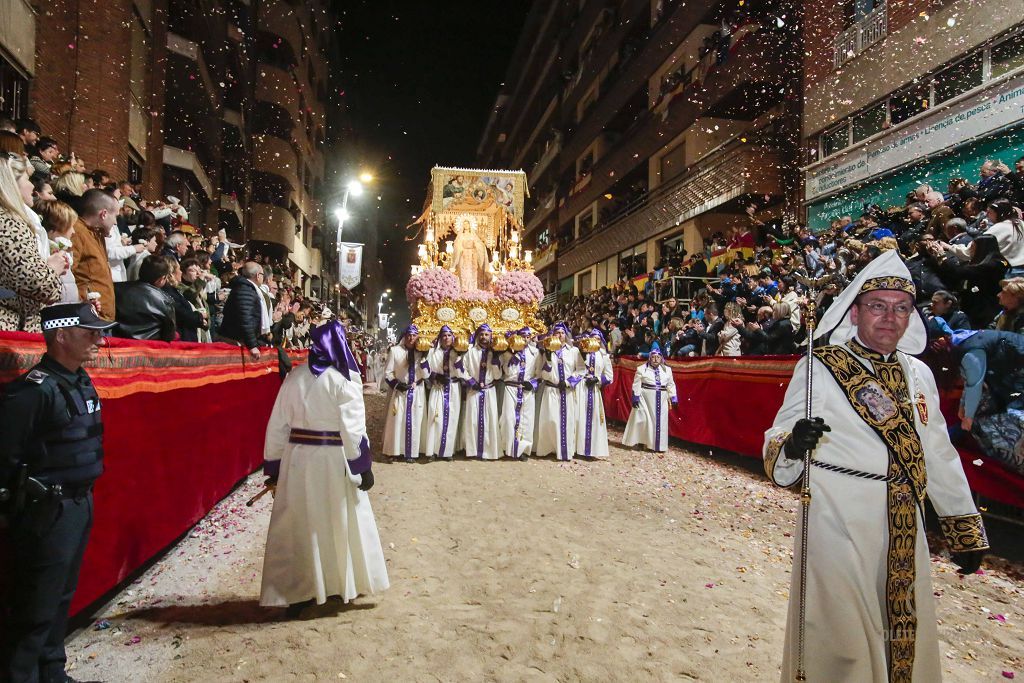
[
  {"xmin": 700, "ymin": 318, "xmax": 725, "ymax": 355},
  {"xmin": 219, "ymin": 275, "xmax": 264, "ymax": 349},
  {"xmin": 978, "ymin": 172, "xmax": 1014, "ymax": 203},
  {"xmin": 933, "ymin": 235, "xmax": 1007, "ymax": 328},
  {"xmin": 163, "ymin": 284, "xmax": 204, "ymax": 343},
  {"xmin": 114, "ymin": 281, "xmax": 176, "ymax": 341},
  {"xmin": 738, "ymin": 318, "xmax": 797, "ymax": 355}
]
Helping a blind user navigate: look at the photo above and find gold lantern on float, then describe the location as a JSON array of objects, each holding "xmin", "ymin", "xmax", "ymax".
[
  {"xmin": 542, "ymin": 336, "xmax": 563, "ymax": 352},
  {"xmin": 415, "ymin": 337, "xmax": 432, "ymax": 352},
  {"xmin": 490, "ymin": 335, "xmax": 508, "ymax": 352},
  {"xmin": 509, "ymin": 334, "xmax": 526, "ymax": 352}
]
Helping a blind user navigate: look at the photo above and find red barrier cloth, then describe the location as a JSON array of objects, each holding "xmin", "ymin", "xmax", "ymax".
[
  {"xmin": 0, "ymin": 332, "xmax": 306, "ymax": 615},
  {"xmin": 606, "ymin": 356, "xmax": 1024, "ymax": 508}
]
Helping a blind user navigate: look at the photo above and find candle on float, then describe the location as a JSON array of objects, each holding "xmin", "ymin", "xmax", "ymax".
[
  {"xmin": 525, "ymin": 250, "xmax": 533, "ymax": 263},
  {"xmin": 445, "ymin": 240, "xmax": 453, "ymax": 254},
  {"xmin": 426, "ymin": 227, "xmax": 434, "ymax": 243}
]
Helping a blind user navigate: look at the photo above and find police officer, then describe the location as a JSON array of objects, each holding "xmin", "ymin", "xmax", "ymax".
[{"xmin": 1, "ymin": 302, "xmax": 115, "ymax": 683}]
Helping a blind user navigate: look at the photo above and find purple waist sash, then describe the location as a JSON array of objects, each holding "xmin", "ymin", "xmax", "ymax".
[{"xmin": 289, "ymin": 428, "xmax": 344, "ymax": 446}]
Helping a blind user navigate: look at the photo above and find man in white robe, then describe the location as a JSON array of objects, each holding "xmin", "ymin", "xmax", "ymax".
[
  {"xmin": 383, "ymin": 324, "xmax": 429, "ymax": 461},
  {"xmin": 260, "ymin": 321, "xmax": 389, "ymax": 616},
  {"xmin": 535, "ymin": 322, "xmax": 582, "ymax": 460},
  {"xmin": 423, "ymin": 325, "xmax": 463, "ymax": 460},
  {"xmin": 575, "ymin": 328, "xmax": 614, "ymax": 458},
  {"xmin": 623, "ymin": 341, "xmax": 677, "ymax": 452},
  {"xmin": 764, "ymin": 250, "xmax": 988, "ymax": 682},
  {"xmin": 460, "ymin": 323, "xmax": 502, "ymax": 459},
  {"xmin": 499, "ymin": 327, "xmax": 540, "ymax": 459}
]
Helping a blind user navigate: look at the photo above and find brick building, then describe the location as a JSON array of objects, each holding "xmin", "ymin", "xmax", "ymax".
[
  {"xmin": 477, "ymin": 0, "xmax": 803, "ymax": 301},
  {"xmin": 0, "ymin": 0, "xmax": 337, "ymax": 293},
  {"xmin": 801, "ymin": 0, "xmax": 1024, "ymax": 229}
]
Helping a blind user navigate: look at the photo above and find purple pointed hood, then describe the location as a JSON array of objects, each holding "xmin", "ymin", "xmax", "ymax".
[{"xmin": 309, "ymin": 320, "xmax": 361, "ymax": 380}]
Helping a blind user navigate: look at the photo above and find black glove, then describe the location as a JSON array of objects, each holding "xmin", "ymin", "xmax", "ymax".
[
  {"xmin": 396, "ymin": 382, "xmax": 410, "ymax": 391},
  {"xmin": 783, "ymin": 417, "xmax": 831, "ymax": 460},
  {"xmin": 358, "ymin": 469, "xmax": 375, "ymax": 492},
  {"xmin": 522, "ymin": 382, "xmax": 534, "ymax": 393},
  {"xmin": 952, "ymin": 549, "xmax": 984, "ymax": 575},
  {"xmin": 585, "ymin": 376, "xmax": 600, "ymax": 386}
]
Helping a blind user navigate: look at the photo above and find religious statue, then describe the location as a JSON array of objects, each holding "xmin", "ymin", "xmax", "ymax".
[{"xmin": 450, "ymin": 219, "xmax": 489, "ymax": 292}]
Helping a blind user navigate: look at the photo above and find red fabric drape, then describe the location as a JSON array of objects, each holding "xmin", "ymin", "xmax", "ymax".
[
  {"xmin": 0, "ymin": 333, "xmax": 304, "ymax": 615},
  {"xmin": 606, "ymin": 356, "xmax": 1024, "ymax": 508}
]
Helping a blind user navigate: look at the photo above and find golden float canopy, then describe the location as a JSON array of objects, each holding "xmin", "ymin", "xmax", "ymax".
[{"xmin": 409, "ymin": 166, "xmax": 546, "ymax": 341}]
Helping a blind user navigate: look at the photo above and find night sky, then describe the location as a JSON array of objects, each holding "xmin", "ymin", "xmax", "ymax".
[{"xmin": 330, "ymin": 1, "xmax": 531, "ymax": 305}]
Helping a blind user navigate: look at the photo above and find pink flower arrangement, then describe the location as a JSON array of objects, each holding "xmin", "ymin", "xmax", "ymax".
[
  {"xmin": 493, "ymin": 271, "xmax": 544, "ymax": 304},
  {"xmin": 461, "ymin": 288, "xmax": 494, "ymax": 302},
  {"xmin": 406, "ymin": 267, "xmax": 460, "ymax": 307}
]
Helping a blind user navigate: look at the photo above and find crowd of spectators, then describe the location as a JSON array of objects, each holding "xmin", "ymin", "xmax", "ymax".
[
  {"xmin": 0, "ymin": 116, "xmax": 346, "ymax": 355},
  {"xmin": 543, "ymin": 157, "xmax": 1024, "ymax": 474}
]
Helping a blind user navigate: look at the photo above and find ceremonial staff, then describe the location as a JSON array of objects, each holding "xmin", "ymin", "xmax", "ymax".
[{"xmin": 792, "ymin": 273, "xmax": 834, "ymax": 682}]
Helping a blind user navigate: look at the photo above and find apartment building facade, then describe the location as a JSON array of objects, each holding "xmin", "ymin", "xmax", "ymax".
[
  {"xmin": 478, "ymin": 0, "xmax": 802, "ymax": 299},
  {"xmin": 0, "ymin": 0, "xmax": 334, "ymax": 293},
  {"xmin": 802, "ymin": 0, "xmax": 1024, "ymax": 229}
]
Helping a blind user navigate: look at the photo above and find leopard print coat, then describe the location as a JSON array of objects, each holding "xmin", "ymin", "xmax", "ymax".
[{"xmin": 0, "ymin": 209, "xmax": 63, "ymax": 332}]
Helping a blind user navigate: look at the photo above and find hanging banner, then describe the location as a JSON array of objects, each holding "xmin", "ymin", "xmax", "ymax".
[{"xmin": 338, "ymin": 242, "xmax": 364, "ymax": 290}]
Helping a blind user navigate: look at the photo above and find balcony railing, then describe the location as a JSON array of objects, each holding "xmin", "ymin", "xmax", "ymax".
[{"xmin": 833, "ymin": 3, "xmax": 887, "ymax": 69}]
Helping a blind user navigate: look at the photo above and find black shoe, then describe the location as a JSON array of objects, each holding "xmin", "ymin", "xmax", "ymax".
[
  {"xmin": 403, "ymin": 456, "xmax": 414, "ymax": 463},
  {"xmin": 285, "ymin": 598, "xmax": 315, "ymax": 618}
]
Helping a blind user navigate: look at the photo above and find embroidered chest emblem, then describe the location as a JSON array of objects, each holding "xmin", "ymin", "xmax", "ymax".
[
  {"xmin": 915, "ymin": 392, "xmax": 928, "ymax": 425},
  {"xmin": 854, "ymin": 381, "xmax": 898, "ymax": 423}
]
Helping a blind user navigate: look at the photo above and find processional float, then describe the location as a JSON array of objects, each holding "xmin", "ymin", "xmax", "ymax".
[{"xmin": 405, "ymin": 166, "xmax": 548, "ymax": 352}]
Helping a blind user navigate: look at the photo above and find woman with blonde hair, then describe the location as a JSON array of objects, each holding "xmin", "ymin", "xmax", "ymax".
[
  {"xmin": 53, "ymin": 170, "xmax": 88, "ymax": 214},
  {"xmin": 0, "ymin": 154, "xmax": 65, "ymax": 331},
  {"xmin": 717, "ymin": 300, "xmax": 743, "ymax": 356},
  {"xmin": 35, "ymin": 198, "xmax": 81, "ymax": 303}
]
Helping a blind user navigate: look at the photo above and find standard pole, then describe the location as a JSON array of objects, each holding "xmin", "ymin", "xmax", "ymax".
[{"xmin": 793, "ymin": 273, "xmax": 831, "ymax": 682}]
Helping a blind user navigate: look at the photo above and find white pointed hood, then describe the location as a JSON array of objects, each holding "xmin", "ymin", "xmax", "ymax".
[{"xmin": 814, "ymin": 249, "xmax": 926, "ymax": 355}]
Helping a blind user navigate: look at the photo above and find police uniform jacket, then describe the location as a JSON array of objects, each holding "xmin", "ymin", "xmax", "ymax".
[{"xmin": 0, "ymin": 354, "xmax": 104, "ymax": 488}]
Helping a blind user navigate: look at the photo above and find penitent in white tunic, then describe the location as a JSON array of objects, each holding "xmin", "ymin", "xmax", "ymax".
[
  {"xmin": 534, "ymin": 346, "xmax": 582, "ymax": 460},
  {"xmin": 575, "ymin": 349, "xmax": 614, "ymax": 458},
  {"xmin": 460, "ymin": 346, "xmax": 503, "ymax": 460},
  {"xmin": 423, "ymin": 346, "xmax": 463, "ymax": 459},
  {"xmin": 382, "ymin": 344, "xmax": 428, "ymax": 458},
  {"xmin": 260, "ymin": 364, "xmax": 389, "ymax": 607},
  {"xmin": 623, "ymin": 362, "xmax": 677, "ymax": 452},
  {"xmin": 764, "ymin": 350, "xmax": 984, "ymax": 682},
  {"xmin": 499, "ymin": 346, "xmax": 540, "ymax": 458}
]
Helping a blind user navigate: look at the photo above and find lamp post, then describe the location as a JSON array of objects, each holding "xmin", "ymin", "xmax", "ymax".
[{"xmin": 334, "ymin": 178, "xmax": 365, "ymax": 292}]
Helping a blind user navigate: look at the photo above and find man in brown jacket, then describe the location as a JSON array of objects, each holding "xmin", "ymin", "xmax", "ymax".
[{"xmin": 71, "ymin": 189, "xmax": 119, "ymax": 321}]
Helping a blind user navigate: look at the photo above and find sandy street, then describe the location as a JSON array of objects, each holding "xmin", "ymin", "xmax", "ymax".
[{"xmin": 66, "ymin": 392, "xmax": 1023, "ymax": 682}]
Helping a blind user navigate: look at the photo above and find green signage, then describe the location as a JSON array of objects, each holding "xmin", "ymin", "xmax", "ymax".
[{"xmin": 807, "ymin": 127, "xmax": 1024, "ymax": 231}]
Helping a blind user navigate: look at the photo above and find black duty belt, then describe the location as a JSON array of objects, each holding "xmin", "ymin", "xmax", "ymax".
[
  {"xmin": 812, "ymin": 459, "xmax": 908, "ymax": 484},
  {"xmin": 641, "ymin": 383, "xmax": 666, "ymax": 390},
  {"xmin": 54, "ymin": 482, "xmax": 94, "ymax": 499},
  {"xmin": 289, "ymin": 428, "xmax": 344, "ymax": 446}
]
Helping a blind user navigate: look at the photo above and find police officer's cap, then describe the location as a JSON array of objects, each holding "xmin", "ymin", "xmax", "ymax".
[{"xmin": 40, "ymin": 303, "xmax": 117, "ymax": 332}]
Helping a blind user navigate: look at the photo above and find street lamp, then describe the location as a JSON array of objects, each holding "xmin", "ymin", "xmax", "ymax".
[{"xmin": 334, "ymin": 174, "xmax": 373, "ymax": 292}]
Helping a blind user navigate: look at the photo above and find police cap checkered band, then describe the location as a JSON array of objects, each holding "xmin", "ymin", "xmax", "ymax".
[{"xmin": 42, "ymin": 316, "xmax": 81, "ymax": 331}]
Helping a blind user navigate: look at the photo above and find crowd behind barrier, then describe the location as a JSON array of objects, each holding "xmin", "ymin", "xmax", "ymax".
[
  {"xmin": 0, "ymin": 115, "xmax": 382, "ymax": 357},
  {"xmin": 543, "ymin": 159, "xmax": 1024, "ymax": 481}
]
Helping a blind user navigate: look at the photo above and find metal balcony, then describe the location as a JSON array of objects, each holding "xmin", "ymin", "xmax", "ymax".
[{"xmin": 833, "ymin": 3, "xmax": 888, "ymax": 68}]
